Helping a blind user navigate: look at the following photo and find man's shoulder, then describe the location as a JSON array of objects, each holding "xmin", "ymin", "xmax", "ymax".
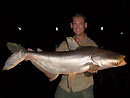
[
  {"xmin": 87, "ymin": 37, "xmax": 96, "ymax": 43},
  {"xmin": 85, "ymin": 36, "xmax": 98, "ymax": 47}
]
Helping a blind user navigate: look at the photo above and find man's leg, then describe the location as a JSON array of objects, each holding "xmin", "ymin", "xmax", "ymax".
[
  {"xmin": 55, "ymin": 86, "xmax": 70, "ymax": 98},
  {"xmin": 73, "ymin": 85, "xmax": 94, "ymax": 98}
]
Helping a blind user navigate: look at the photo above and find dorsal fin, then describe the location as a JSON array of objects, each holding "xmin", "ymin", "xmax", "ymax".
[{"xmin": 66, "ymin": 37, "xmax": 80, "ymax": 50}]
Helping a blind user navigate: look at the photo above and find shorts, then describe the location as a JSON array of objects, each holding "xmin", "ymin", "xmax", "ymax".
[{"xmin": 55, "ymin": 85, "xmax": 94, "ymax": 98}]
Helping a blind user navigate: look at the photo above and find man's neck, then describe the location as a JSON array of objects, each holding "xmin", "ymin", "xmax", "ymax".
[{"xmin": 75, "ymin": 33, "xmax": 86, "ymax": 43}]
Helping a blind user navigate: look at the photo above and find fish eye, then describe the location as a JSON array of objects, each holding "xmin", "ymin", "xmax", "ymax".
[{"xmin": 113, "ymin": 62, "xmax": 119, "ymax": 65}]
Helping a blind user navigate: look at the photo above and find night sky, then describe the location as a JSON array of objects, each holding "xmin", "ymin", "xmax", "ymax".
[{"xmin": 0, "ymin": 1, "xmax": 129, "ymax": 98}]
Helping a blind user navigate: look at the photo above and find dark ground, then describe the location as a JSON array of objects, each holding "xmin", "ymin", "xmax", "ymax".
[{"xmin": 0, "ymin": 1, "xmax": 129, "ymax": 98}]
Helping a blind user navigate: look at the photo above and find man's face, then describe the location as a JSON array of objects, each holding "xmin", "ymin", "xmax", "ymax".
[{"xmin": 70, "ymin": 17, "xmax": 87, "ymax": 35}]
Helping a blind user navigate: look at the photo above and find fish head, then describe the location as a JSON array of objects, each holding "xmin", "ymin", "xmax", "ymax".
[
  {"xmin": 100, "ymin": 55, "xmax": 127, "ymax": 68},
  {"xmin": 92, "ymin": 49, "xmax": 127, "ymax": 69}
]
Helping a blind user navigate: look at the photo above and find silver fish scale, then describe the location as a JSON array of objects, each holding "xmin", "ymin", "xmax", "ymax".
[{"xmin": 31, "ymin": 50, "xmax": 93, "ymax": 74}]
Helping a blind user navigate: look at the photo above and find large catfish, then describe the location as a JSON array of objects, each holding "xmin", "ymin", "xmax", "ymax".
[{"xmin": 3, "ymin": 37, "xmax": 127, "ymax": 87}]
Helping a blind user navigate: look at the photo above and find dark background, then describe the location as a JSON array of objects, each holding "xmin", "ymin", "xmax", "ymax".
[{"xmin": 0, "ymin": 0, "xmax": 129, "ymax": 98}]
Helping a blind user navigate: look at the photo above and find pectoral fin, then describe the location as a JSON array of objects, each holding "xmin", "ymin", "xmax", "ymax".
[
  {"xmin": 31, "ymin": 61, "xmax": 59, "ymax": 81},
  {"xmin": 84, "ymin": 65, "xmax": 101, "ymax": 77}
]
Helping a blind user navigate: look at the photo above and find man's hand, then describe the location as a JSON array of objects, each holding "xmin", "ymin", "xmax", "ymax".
[
  {"xmin": 25, "ymin": 48, "xmax": 35, "ymax": 61},
  {"xmin": 84, "ymin": 72, "xmax": 93, "ymax": 77},
  {"xmin": 27, "ymin": 48, "xmax": 34, "ymax": 52},
  {"xmin": 87, "ymin": 64, "xmax": 100, "ymax": 73}
]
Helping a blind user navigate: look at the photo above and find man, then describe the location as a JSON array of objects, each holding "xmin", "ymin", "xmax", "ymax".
[{"xmin": 55, "ymin": 13, "xmax": 98, "ymax": 98}]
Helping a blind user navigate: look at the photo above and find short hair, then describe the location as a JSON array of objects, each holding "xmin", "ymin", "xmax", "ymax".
[{"xmin": 72, "ymin": 13, "xmax": 87, "ymax": 22}]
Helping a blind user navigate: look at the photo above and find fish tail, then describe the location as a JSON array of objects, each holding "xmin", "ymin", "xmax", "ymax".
[
  {"xmin": 3, "ymin": 42, "xmax": 27, "ymax": 70},
  {"xmin": 7, "ymin": 42, "xmax": 26, "ymax": 53},
  {"xmin": 3, "ymin": 50, "xmax": 27, "ymax": 70}
]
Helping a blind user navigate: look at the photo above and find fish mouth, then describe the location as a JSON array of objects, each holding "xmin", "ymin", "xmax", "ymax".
[
  {"xmin": 118, "ymin": 55, "xmax": 127, "ymax": 66},
  {"xmin": 119, "ymin": 59, "xmax": 127, "ymax": 66}
]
